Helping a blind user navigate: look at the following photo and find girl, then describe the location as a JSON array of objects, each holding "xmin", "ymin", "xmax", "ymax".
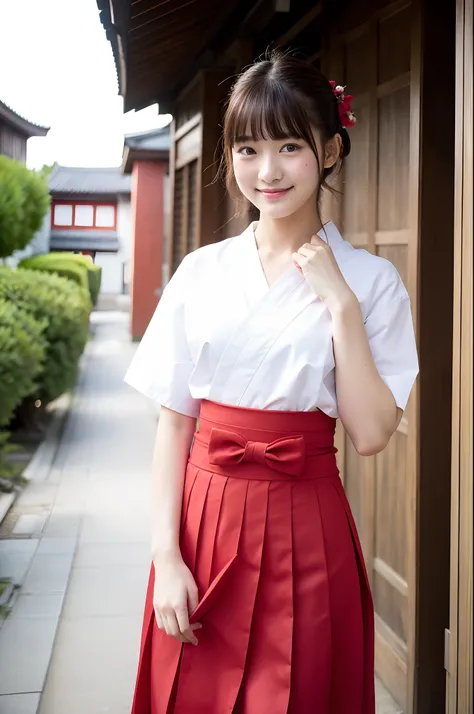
[{"xmin": 124, "ymin": 51, "xmax": 419, "ymax": 714}]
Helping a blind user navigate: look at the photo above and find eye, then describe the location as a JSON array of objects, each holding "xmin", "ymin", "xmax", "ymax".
[
  {"xmin": 282, "ymin": 143, "xmax": 300, "ymax": 153},
  {"xmin": 236, "ymin": 146, "xmax": 256, "ymax": 156}
]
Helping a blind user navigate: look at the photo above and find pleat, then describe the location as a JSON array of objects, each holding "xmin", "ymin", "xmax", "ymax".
[
  {"xmin": 328, "ymin": 477, "xmax": 375, "ymax": 714},
  {"xmin": 180, "ymin": 464, "xmax": 200, "ymax": 531},
  {"xmin": 193, "ymin": 474, "xmax": 228, "ymax": 594},
  {"xmin": 287, "ymin": 480, "xmax": 332, "ymax": 713},
  {"xmin": 180, "ymin": 470, "xmax": 212, "ymax": 572},
  {"xmin": 173, "ymin": 478, "xmax": 270, "ymax": 714},
  {"xmin": 237, "ymin": 481, "xmax": 293, "ymax": 714},
  {"xmin": 316, "ymin": 477, "xmax": 369, "ymax": 714},
  {"xmin": 148, "ymin": 572, "xmax": 183, "ymax": 714}
]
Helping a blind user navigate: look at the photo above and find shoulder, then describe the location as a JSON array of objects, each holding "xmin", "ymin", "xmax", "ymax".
[
  {"xmin": 346, "ymin": 248, "xmax": 408, "ymax": 299},
  {"xmin": 175, "ymin": 229, "xmax": 246, "ymax": 284},
  {"xmin": 331, "ymin": 228, "xmax": 409, "ymax": 316}
]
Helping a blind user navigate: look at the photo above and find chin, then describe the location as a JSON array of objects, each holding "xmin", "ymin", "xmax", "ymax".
[{"xmin": 256, "ymin": 202, "xmax": 306, "ymax": 220}]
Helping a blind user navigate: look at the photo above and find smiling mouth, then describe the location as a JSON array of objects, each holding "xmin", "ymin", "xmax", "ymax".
[{"xmin": 257, "ymin": 187, "xmax": 293, "ymax": 196}]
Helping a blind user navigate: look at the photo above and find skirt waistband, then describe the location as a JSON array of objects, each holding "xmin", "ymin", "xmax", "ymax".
[{"xmin": 190, "ymin": 400, "xmax": 339, "ymax": 482}]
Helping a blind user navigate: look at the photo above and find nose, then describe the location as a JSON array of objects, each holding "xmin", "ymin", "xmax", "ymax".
[{"xmin": 258, "ymin": 153, "xmax": 283, "ymax": 184}]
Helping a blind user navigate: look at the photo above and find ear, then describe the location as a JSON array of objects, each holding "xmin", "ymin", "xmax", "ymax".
[{"xmin": 324, "ymin": 134, "xmax": 342, "ymax": 169}]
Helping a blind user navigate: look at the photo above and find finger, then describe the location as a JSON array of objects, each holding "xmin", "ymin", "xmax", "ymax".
[
  {"xmin": 176, "ymin": 607, "xmax": 198, "ymax": 645},
  {"xmin": 163, "ymin": 611, "xmax": 186, "ymax": 642},
  {"xmin": 187, "ymin": 582, "xmax": 199, "ymax": 615},
  {"xmin": 154, "ymin": 609, "xmax": 165, "ymax": 631},
  {"xmin": 297, "ymin": 245, "xmax": 316, "ymax": 259},
  {"xmin": 293, "ymin": 252, "xmax": 307, "ymax": 269},
  {"xmin": 310, "ymin": 233, "xmax": 327, "ymax": 246}
]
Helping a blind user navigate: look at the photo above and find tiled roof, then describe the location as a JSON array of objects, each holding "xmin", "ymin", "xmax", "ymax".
[
  {"xmin": 123, "ymin": 125, "xmax": 171, "ymax": 151},
  {"xmin": 0, "ymin": 100, "xmax": 49, "ymax": 137},
  {"xmin": 49, "ymin": 230, "xmax": 120, "ymax": 252},
  {"xmin": 48, "ymin": 165, "xmax": 131, "ymax": 196}
]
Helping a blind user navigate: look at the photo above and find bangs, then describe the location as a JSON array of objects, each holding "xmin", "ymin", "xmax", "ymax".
[{"xmin": 226, "ymin": 79, "xmax": 316, "ymax": 148}]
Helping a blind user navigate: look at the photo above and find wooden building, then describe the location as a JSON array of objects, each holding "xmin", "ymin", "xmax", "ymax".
[
  {"xmin": 0, "ymin": 99, "xmax": 49, "ymax": 162},
  {"xmin": 98, "ymin": 0, "xmax": 472, "ymax": 712}
]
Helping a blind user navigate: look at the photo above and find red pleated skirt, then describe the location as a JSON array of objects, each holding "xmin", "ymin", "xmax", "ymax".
[{"xmin": 130, "ymin": 400, "xmax": 375, "ymax": 714}]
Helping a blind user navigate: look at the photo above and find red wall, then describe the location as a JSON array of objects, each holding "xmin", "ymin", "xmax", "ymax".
[{"xmin": 130, "ymin": 160, "xmax": 166, "ymax": 339}]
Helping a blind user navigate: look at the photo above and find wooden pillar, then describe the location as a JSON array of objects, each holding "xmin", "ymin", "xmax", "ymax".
[
  {"xmin": 130, "ymin": 160, "xmax": 166, "ymax": 339},
  {"xmin": 412, "ymin": 0, "xmax": 456, "ymax": 710},
  {"xmin": 447, "ymin": 0, "xmax": 473, "ymax": 710}
]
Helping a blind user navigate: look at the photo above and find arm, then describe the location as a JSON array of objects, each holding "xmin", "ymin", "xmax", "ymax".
[
  {"xmin": 151, "ymin": 405, "xmax": 196, "ymax": 560},
  {"xmin": 331, "ymin": 296, "xmax": 402, "ymax": 456},
  {"xmin": 294, "ymin": 236, "xmax": 413, "ymax": 456},
  {"xmin": 151, "ymin": 406, "xmax": 202, "ymax": 645}
]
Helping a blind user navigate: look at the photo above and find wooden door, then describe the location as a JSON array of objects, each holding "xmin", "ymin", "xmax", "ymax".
[
  {"xmin": 327, "ymin": 3, "xmax": 418, "ymax": 710},
  {"xmin": 447, "ymin": 0, "xmax": 473, "ymax": 710}
]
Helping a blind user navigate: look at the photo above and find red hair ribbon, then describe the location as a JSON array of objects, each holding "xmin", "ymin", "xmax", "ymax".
[{"xmin": 329, "ymin": 81, "xmax": 356, "ymax": 128}]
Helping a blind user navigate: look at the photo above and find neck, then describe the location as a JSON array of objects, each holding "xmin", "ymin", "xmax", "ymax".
[{"xmin": 253, "ymin": 207, "xmax": 323, "ymax": 257}]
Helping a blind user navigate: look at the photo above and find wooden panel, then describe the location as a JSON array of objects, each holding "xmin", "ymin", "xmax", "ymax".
[
  {"xmin": 343, "ymin": 102, "xmax": 370, "ymax": 234},
  {"xmin": 377, "ymin": 87, "xmax": 410, "ymax": 231},
  {"xmin": 176, "ymin": 124, "xmax": 201, "ymax": 168},
  {"xmin": 187, "ymin": 160, "xmax": 198, "ymax": 253},
  {"xmin": 375, "ymin": 431, "xmax": 408, "ymax": 579},
  {"xmin": 331, "ymin": 3, "xmax": 420, "ymax": 710},
  {"xmin": 379, "ymin": 5, "xmax": 411, "ymax": 83}
]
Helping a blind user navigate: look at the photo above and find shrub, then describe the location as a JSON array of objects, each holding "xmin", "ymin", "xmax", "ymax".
[
  {"xmin": 0, "ymin": 156, "xmax": 50, "ymax": 258},
  {"xmin": 0, "ymin": 266, "xmax": 90, "ymax": 405},
  {"xmin": 0, "ymin": 298, "xmax": 46, "ymax": 426},
  {"xmin": 19, "ymin": 253, "xmax": 102, "ymax": 306},
  {"xmin": 19, "ymin": 256, "xmax": 89, "ymax": 293}
]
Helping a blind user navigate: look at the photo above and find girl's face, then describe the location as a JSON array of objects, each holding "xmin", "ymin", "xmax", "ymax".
[{"xmin": 232, "ymin": 131, "xmax": 322, "ymax": 220}]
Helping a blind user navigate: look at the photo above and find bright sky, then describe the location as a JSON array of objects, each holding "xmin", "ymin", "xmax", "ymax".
[{"xmin": 0, "ymin": 0, "xmax": 171, "ymax": 169}]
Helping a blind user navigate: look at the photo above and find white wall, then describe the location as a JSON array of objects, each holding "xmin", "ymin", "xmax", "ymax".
[{"xmin": 95, "ymin": 196, "xmax": 132, "ymax": 295}]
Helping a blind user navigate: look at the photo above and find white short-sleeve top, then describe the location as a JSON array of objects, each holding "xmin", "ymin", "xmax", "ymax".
[{"xmin": 124, "ymin": 221, "xmax": 419, "ymax": 419}]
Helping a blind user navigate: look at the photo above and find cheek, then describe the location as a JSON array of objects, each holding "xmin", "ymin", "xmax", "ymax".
[{"xmin": 233, "ymin": 160, "xmax": 253, "ymax": 191}]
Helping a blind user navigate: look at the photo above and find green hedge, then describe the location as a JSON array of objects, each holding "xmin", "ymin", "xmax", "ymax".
[
  {"xmin": 19, "ymin": 253, "xmax": 102, "ymax": 306},
  {"xmin": 0, "ymin": 156, "xmax": 50, "ymax": 258},
  {"xmin": 0, "ymin": 266, "xmax": 91, "ymax": 406},
  {"xmin": 0, "ymin": 298, "xmax": 46, "ymax": 426}
]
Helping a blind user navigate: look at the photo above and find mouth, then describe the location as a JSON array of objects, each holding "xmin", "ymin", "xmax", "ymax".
[{"xmin": 257, "ymin": 187, "xmax": 293, "ymax": 199}]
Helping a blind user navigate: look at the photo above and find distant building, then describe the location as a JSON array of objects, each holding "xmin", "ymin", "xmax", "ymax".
[
  {"xmin": 0, "ymin": 99, "xmax": 49, "ymax": 162},
  {"xmin": 121, "ymin": 126, "xmax": 170, "ymax": 339},
  {"xmin": 47, "ymin": 165, "xmax": 132, "ymax": 295}
]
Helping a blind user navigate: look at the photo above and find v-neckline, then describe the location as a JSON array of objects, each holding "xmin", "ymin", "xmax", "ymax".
[
  {"xmin": 248, "ymin": 220, "xmax": 337, "ymax": 294},
  {"xmin": 248, "ymin": 221, "xmax": 298, "ymax": 294}
]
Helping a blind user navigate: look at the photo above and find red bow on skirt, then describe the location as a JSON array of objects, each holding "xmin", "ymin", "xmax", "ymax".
[{"xmin": 208, "ymin": 428, "xmax": 306, "ymax": 476}]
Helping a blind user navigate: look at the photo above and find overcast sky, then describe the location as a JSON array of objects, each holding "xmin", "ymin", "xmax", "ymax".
[{"xmin": 0, "ymin": 0, "xmax": 171, "ymax": 169}]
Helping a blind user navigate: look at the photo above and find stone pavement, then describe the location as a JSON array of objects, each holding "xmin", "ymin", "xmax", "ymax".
[
  {"xmin": 0, "ymin": 311, "xmax": 157, "ymax": 714},
  {"xmin": 0, "ymin": 309, "xmax": 402, "ymax": 714}
]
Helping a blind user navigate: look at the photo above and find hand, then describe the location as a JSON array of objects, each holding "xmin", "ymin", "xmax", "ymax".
[
  {"xmin": 153, "ymin": 552, "xmax": 202, "ymax": 645},
  {"xmin": 293, "ymin": 233, "xmax": 356, "ymax": 311}
]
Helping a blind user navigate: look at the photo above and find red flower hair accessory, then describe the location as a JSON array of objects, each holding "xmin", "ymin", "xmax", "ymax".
[{"xmin": 329, "ymin": 80, "xmax": 356, "ymax": 128}]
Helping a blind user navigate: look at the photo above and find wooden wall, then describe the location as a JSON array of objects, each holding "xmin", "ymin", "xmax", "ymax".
[
  {"xmin": 327, "ymin": 0, "xmax": 456, "ymax": 711},
  {"xmin": 0, "ymin": 121, "xmax": 27, "ymax": 162}
]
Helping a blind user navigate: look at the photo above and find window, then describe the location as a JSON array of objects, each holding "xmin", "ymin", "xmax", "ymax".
[
  {"xmin": 74, "ymin": 205, "xmax": 94, "ymax": 226},
  {"xmin": 52, "ymin": 202, "xmax": 117, "ymax": 230},
  {"xmin": 54, "ymin": 204, "xmax": 73, "ymax": 226},
  {"xmin": 96, "ymin": 205, "xmax": 115, "ymax": 228}
]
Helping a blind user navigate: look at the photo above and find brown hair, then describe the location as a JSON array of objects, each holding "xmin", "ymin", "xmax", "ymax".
[{"xmin": 218, "ymin": 49, "xmax": 351, "ymax": 217}]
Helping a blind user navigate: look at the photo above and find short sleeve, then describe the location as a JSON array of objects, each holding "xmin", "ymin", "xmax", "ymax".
[
  {"xmin": 364, "ymin": 274, "xmax": 419, "ymax": 410},
  {"xmin": 123, "ymin": 255, "xmax": 200, "ymax": 418}
]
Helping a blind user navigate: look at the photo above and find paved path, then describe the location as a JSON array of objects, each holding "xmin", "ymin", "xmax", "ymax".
[{"xmin": 38, "ymin": 311, "xmax": 156, "ymax": 714}]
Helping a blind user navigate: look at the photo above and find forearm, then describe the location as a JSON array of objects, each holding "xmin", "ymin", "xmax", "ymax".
[
  {"xmin": 150, "ymin": 406, "xmax": 197, "ymax": 561},
  {"xmin": 331, "ymin": 295, "xmax": 400, "ymax": 455}
]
